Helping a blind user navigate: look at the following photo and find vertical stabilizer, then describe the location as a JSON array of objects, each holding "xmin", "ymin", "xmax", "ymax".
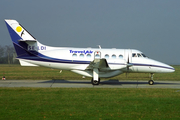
[
  {"xmin": 5, "ymin": 19, "xmax": 37, "ymax": 57},
  {"xmin": 5, "ymin": 19, "xmax": 36, "ymax": 42}
]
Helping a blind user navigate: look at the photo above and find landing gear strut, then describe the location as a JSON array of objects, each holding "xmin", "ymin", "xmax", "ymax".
[
  {"xmin": 91, "ymin": 78, "xmax": 100, "ymax": 85},
  {"xmin": 148, "ymin": 73, "xmax": 154, "ymax": 85}
]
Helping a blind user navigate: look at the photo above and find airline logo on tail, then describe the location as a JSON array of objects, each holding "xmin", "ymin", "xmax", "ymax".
[
  {"xmin": 5, "ymin": 19, "xmax": 36, "ymax": 41},
  {"xmin": 16, "ymin": 26, "xmax": 24, "ymax": 37},
  {"xmin": 16, "ymin": 26, "xmax": 22, "ymax": 32}
]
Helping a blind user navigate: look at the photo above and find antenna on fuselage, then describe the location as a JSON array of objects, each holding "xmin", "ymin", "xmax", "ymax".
[{"xmin": 98, "ymin": 45, "xmax": 101, "ymax": 49}]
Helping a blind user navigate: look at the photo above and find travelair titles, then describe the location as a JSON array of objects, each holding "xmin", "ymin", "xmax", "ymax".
[{"xmin": 70, "ymin": 50, "xmax": 93, "ymax": 54}]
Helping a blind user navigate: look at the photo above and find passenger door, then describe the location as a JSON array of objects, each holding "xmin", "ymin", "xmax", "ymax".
[{"xmin": 94, "ymin": 51, "xmax": 101, "ymax": 59}]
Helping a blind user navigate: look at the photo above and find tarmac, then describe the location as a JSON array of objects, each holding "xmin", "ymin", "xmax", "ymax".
[{"xmin": 0, "ymin": 80, "xmax": 180, "ymax": 88}]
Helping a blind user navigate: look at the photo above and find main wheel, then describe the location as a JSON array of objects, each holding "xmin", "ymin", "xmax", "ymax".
[
  {"xmin": 91, "ymin": 78, "xmax": 100, "ymax": 85},
  {"xmin": 148, "ymin": 80, "xmax": 154, "ymax": 85}
]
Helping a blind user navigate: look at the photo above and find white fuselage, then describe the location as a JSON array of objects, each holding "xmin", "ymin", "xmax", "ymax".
[{"xmin": 19, "ymin": 42, "xmax": 175, "ymax": 78}]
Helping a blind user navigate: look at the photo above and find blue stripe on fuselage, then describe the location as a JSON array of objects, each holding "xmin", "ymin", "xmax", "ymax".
[{"xmin": 132, "ymin": 63, "xmax": 174, "ymax": 70}]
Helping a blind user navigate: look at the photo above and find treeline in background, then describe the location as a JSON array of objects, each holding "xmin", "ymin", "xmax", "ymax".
[{"xmin": 0, "ymin": 45, "xmax": 19, "ymax": 64}]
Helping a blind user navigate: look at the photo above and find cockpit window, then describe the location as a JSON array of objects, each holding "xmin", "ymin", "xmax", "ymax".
[
  {"xmin": 141, "ymin": 54, "xmax": 147, "ymax": 57},
  {"xmin": 132, "ymin": 53, "xmax": 137, "ymax": 57},
  {"xmin": 132, "ymin": 53, "xmax": 147, "ymax": 58},
  {"xmin": 137, "ymin": 53, "xmax": 142, "ymax": 57}
]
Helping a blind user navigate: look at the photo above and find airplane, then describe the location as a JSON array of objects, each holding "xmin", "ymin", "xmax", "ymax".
[{"xmin": 5, "ymin": 19, "xmax": 175, "ymax": 85}]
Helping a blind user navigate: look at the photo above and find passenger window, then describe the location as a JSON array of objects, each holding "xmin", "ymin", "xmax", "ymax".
[
  {"xmin": 119, "ymin": 55, "xmax": 123, "ymax": 59},
  {"xmin": 80, "ymin": 54, "xmax": 84, "ymax": 58},
  {"xmin": 95, "ymin": 54, "xmax": 100, "ymax": 58},
  {"xmin": 105, "ymin": 54, "xmax": 109, "ymax": 59},
  {"xmin": 112, "ymin": 54, "xmax": 116, "ymax": 59},
  {"xmin": 87, "ymin": 54, "xmax": 91, "ymax": 58},
  {"xmin": 72, "ymin": 53, "xmax": 77, "ymax": 58}
]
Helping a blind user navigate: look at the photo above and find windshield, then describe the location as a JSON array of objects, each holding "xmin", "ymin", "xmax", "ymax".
[
  {"xmin": 132, "ymin": 53, "xmax": 148, "ymax": 58},
  {"xmin": 141, "ymin": 53, "xmax": 147, "ymax": 57}
]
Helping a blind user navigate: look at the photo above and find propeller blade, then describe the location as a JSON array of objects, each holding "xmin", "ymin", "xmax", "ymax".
[
  {"xmin": 127, "ymin": 54, "xmax": 129, "ymax": 71},
  {"xmin": 126, "ymin": 53, "xmax": 133, "ymax": 71}
]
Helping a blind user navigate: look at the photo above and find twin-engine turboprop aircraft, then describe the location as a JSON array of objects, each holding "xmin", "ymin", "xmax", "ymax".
[{"xmin": 5, "ymin": 19, "xmax": 175, "ymax": 85}]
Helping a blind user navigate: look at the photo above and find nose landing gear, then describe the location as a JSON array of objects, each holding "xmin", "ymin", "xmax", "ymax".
[
  {"xmin": 148, "ymin": 80, "xmax": 154, "ymax": 85},
  {"xmin": 91, "ymin": 78, "xmax": 100, "ymax": 85},
  {"xmin": 148, "ymin": 73, "xmax": 154, "ymax": 85}
]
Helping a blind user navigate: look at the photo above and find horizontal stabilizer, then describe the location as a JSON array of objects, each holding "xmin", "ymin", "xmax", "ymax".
[
  {"xmin": 18, "ymin": 39, "xmax": 37, "ymax": 42},
  {"xmin": 19, "ymin": 60, "xmax": 39, "ymax": 66}
]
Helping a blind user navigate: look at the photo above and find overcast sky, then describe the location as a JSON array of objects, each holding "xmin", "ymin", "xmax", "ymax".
[{"xmin": 0, "ymin": 0, "xmax": 180, "ymax": 64}]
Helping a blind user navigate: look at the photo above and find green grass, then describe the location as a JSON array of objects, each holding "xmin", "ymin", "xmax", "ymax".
[
  {"xmin": 1, "ymin": 65, "xmax": 180, "ymax": 119},
  {"xmin": 0, "ymin": 88, "xmax": 180, "ymax": 119},
  {"xmin": 0, "ymin": 64, "xmax": 179, "ymax": 81}
]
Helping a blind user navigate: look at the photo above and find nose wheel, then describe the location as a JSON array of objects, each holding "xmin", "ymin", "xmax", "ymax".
[
  {"xmin": 148, "ymin": 80, "xmax": 154, "ymax": 85},
  {"xmin": 148, "ymin": 73, "xmax": 154, "ymax": 85}
]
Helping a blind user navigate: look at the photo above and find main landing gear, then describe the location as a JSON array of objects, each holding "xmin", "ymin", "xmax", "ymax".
[
  {"xmin": 91, "ymin": 78, "xmax": 100, "ymax": 85},
  {"xmin": 91, "ymin": 68, "xmax": 100, "ymax": 85},
  {"xmin": 148, "ymin": 73, "xmax": 154, "ymax": 85}
]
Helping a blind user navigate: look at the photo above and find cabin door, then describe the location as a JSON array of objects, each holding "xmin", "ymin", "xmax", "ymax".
[{"xmin": 94, "ymin": 51, "xmax": 101, "ymax": 59}]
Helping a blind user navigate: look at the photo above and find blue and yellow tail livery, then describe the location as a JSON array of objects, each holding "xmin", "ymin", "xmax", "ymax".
[{"xmin": 5, "ymin": 19, "xmax": 37, "ymax": 58}]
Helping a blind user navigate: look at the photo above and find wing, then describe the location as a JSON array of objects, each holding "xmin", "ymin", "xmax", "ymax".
[{"xmin": 86, "ymin": 58, "xmax": 110, "ymax": 71}]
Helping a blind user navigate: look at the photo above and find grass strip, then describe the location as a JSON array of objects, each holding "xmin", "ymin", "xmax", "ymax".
[
  {"xmin": 0, "ymin": 88, "xmax": 180, "ymax": 119},
  {"xmin": 0, "ymin": 64, "xmax": 179, "ymax": 80}
]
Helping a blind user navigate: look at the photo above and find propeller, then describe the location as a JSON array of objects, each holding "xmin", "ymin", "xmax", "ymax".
[{"xmin": 126, "ymin": 53, "xmax": 133, "ymax": 77}]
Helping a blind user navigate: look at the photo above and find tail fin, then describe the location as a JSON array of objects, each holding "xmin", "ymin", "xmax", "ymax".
[
  {"xmin": 5, "ymin": 19, "xmax": 36, "ymax": 42},
  {"xmin": 5, "ymin": 19, "xmax": 37, "ymax": 57}
]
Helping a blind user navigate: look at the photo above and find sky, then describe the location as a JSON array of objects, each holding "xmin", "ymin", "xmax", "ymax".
[{"xmin": 0, "ymin": 0, "xmax": 180, "ymax": 65}]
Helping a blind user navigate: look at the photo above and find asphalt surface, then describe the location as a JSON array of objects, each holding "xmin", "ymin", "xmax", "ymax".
[{"xmin": 0, "ymin": 80, "xmax": 180, "ymax": 88}]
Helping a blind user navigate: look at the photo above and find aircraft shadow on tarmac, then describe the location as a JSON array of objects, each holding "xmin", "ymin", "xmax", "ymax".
[{"xmin": 38, "ymin": 80, "xmax": 180, "ymax": 85}]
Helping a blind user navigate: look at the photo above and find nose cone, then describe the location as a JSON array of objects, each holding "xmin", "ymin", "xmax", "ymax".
[
  {"xmin": 150, "ymin": 59, "xmax": 175, "ymax": 73},
  {"xmin": 162, "ymin": 64, "xmax": 175, "ymax": 73}
]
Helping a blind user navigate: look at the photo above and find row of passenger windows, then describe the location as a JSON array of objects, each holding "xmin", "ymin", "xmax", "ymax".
[
  {"xmin": 73, "ymin": 53, "xmax": 147, "ymax": 58},
  {"xmin": 105, "ymin": 54, "xmax": 123, "ymax": 59},
  {"xmin": 72, "ymin": 53, "xmax": 124, "ymax": 59}
]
